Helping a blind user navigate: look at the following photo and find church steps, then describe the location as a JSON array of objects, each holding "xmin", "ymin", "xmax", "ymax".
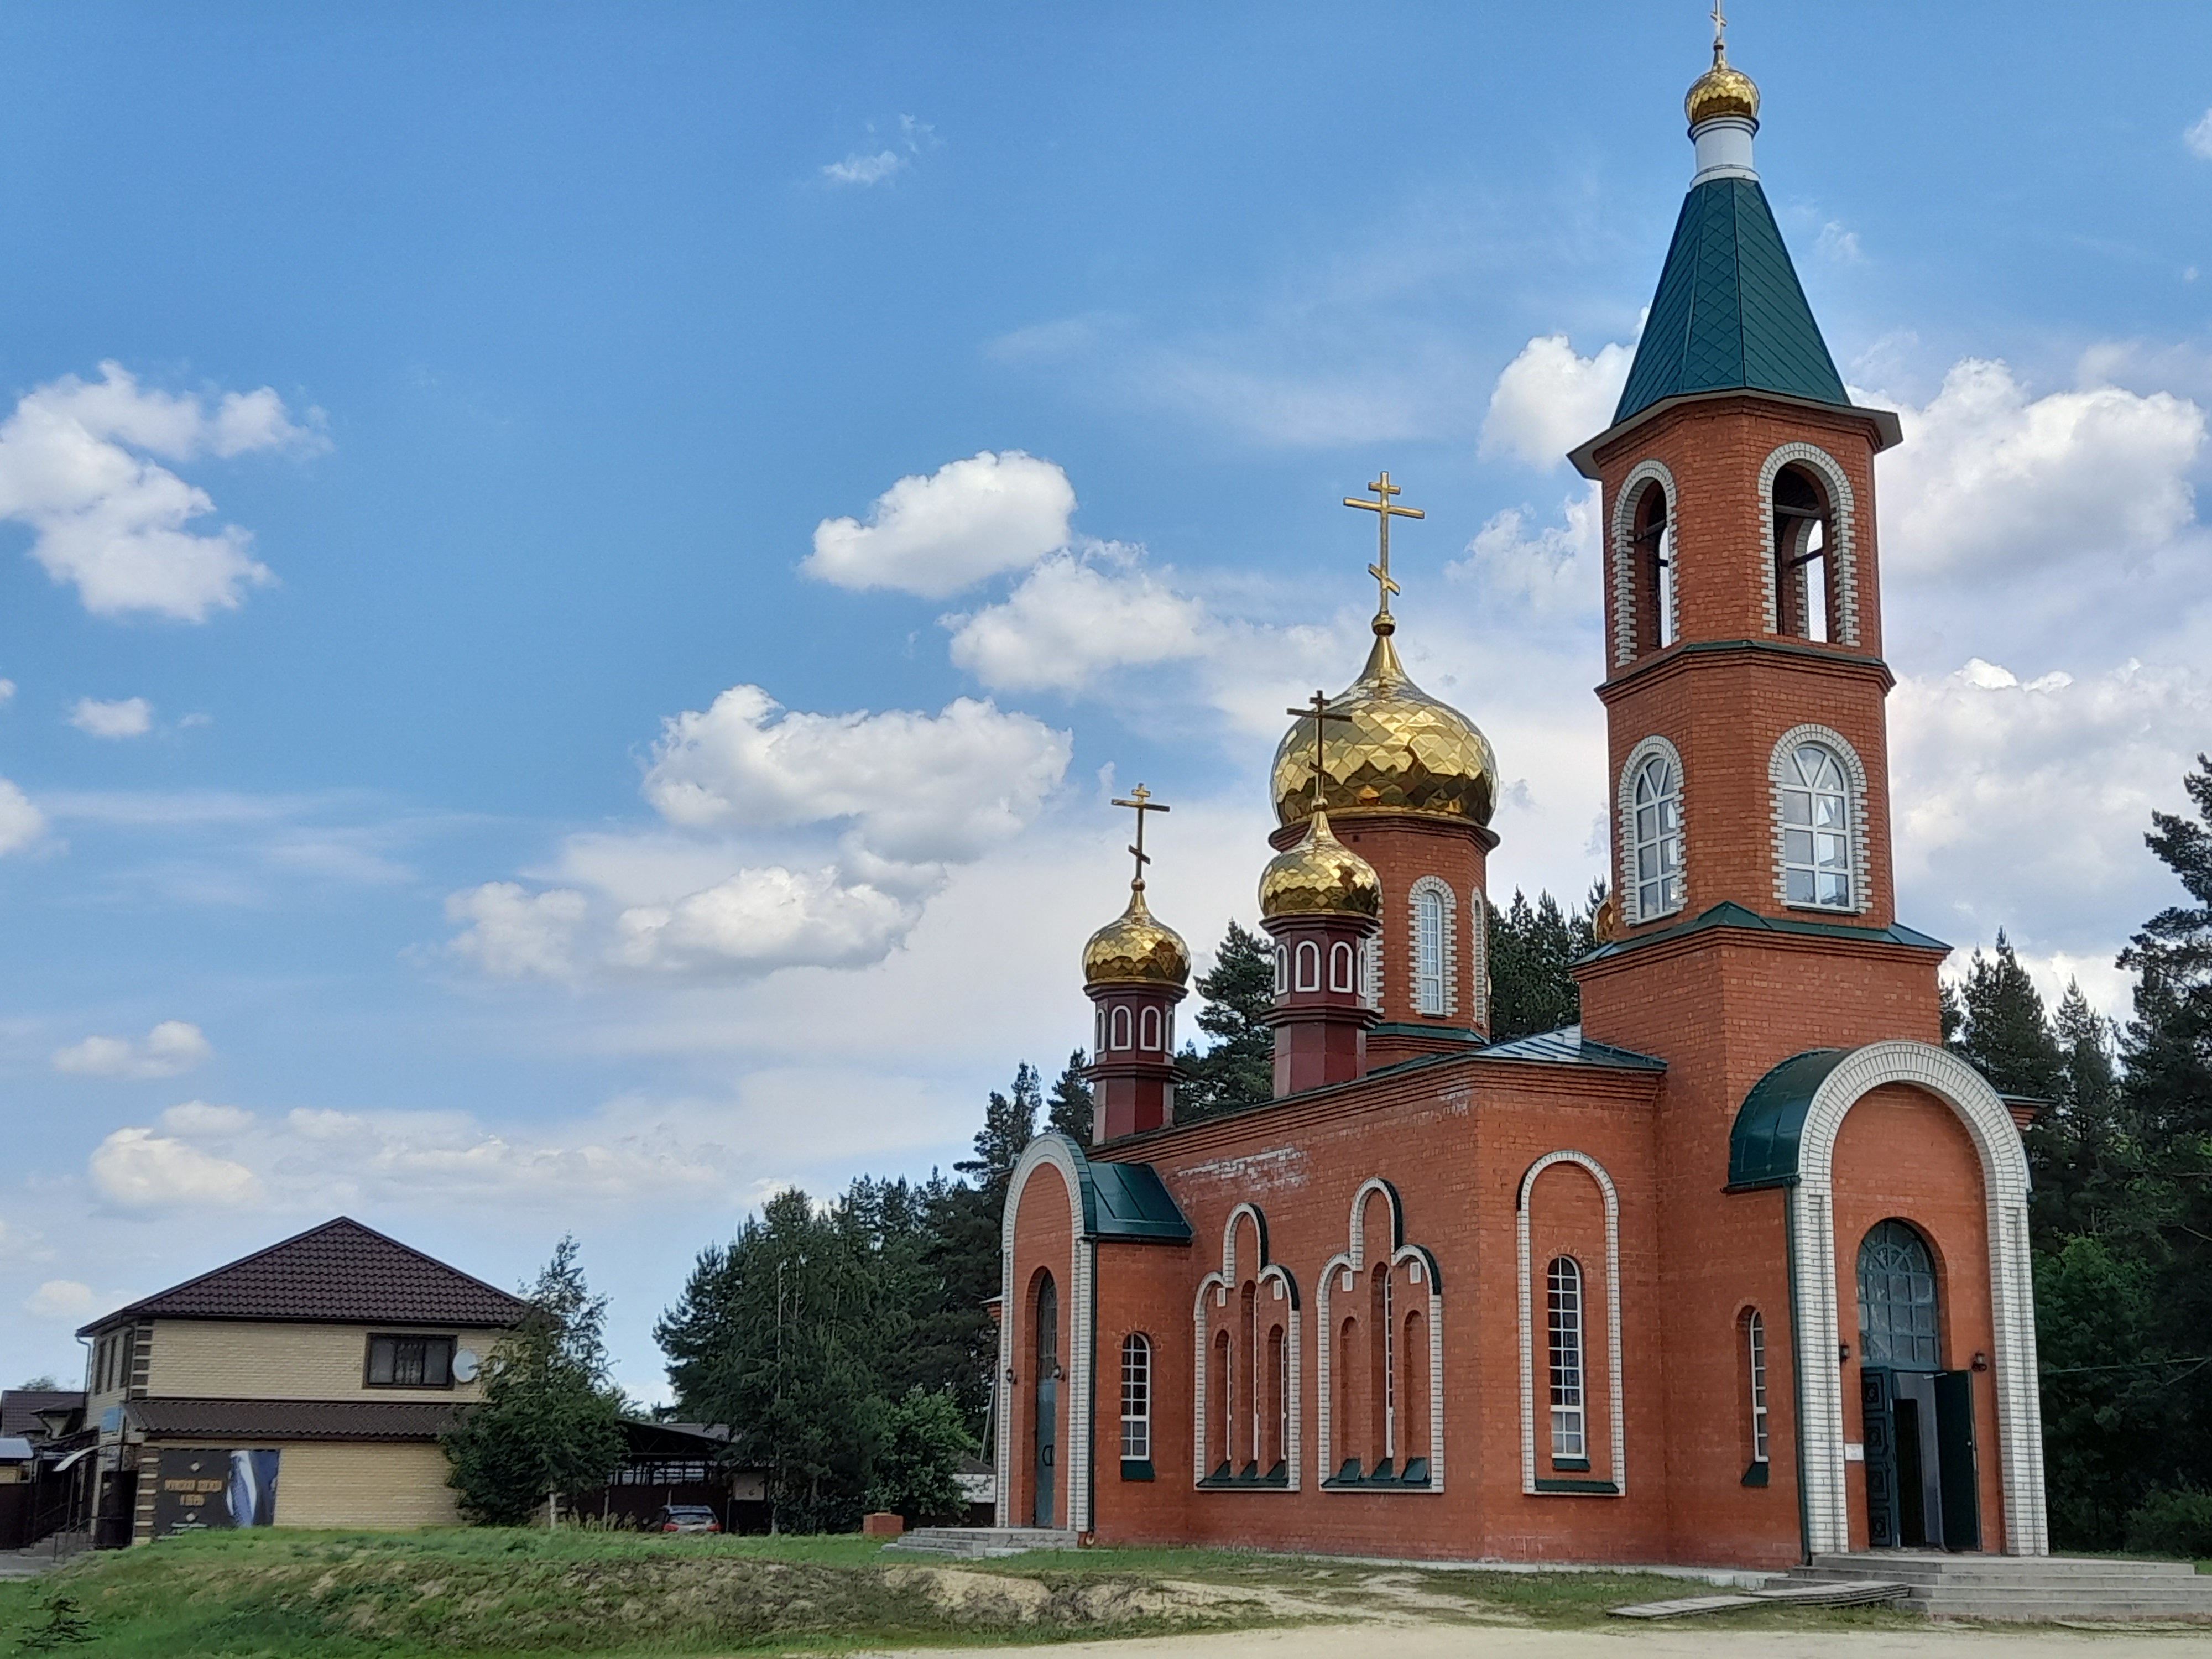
[
  {"xmin": 883, "ymin": 1527, "xmax": 1079, "ymax": 1559},
  {"xmin": 1786, "ymin": 1554, "xmax": 2212, "ymax": 1619}
]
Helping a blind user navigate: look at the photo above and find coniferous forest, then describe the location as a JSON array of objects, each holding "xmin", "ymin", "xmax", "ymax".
[{"xmin": 659, "ymin": 759, "xmax": 2212, "ymax": 1549}]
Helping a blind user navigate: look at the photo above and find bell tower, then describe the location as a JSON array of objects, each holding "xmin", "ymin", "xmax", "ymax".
[{"xmin": 1567, "ymin": 32, "xmax": 1942, "ymax": 1067}]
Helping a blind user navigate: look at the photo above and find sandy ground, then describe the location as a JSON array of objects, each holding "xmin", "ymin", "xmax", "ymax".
[{"xmin": 878, "ymin": 1624, "xmax": 2212, "ymax": 1657}]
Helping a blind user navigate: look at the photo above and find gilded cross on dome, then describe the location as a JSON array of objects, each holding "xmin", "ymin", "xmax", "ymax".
[
  {"xmin": 1343, "ymin": 471, "xmax": 1423, "ymax": 631},
  {"xmin": 1285, "ymin": 690, "xmax": 1355, "ymax": 814},
  {"xmin": 1110, "ymin": 783, "xmax": 1171, "ymax": 886},
  {"xmin": 1710, "ymin": 1, "xmax": 1727, "ymax": 60}
]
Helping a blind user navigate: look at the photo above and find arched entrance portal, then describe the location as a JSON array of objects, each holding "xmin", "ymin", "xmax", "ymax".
[
  {"xmin": 1032, "ymin": 1273, "xmax": 1059, "ymax": 1527},
  {"xmin": 1857, "ymin": 1219, "xmax": 1978, "ymax": 1550}
]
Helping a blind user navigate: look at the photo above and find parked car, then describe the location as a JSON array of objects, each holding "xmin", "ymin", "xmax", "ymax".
[{"xmin": 649, "ymin": 1504, "xmax": 722, "ymax": 1533}]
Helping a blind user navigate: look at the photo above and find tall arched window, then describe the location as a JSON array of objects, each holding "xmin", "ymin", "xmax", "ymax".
[
  {"xmin": 1109, "ymin": 1005, "xmax": 1132, "ymax": 1050},
  {"xmin": 1632, "ymin": 479, "xmax": 1673, "ymax": 651},
  {"xmin": 1858, "ymin": 1220, "xmax": 1940, "ymax": 1369},
  {"xmin": 1120, "ymin": 1334, "xmax": 1151, "ymax": 1465},
  {"xmin": 1772, "ymin": 464, "xmax": 1834, "ymax": 642},
  {"xmin": 1409, "ymin": 878, "xmax": 1455, "ymax": 1016},
  {"xmin": 1140, "ymin": 1006, "xmax": 1162, "ymax": 1051},
  {"xmin": 1780, "ymin": 743, "xmax": 1853, "ymax": 907},
  {"xmin": 1631, "ymin": 753, "xmax": 1684, "ymax": 919},
  {"xmin": 1274, "ymin": 945, "xmax": 1288, "ymax": 997},
  {"xmin": 1546, "ymin": 1256, "xmax": 1585, "ymax": 1462},
  {"xmin": 1329, "ymin": 940, "xmax": 1355, "ymax": 994},
  {"xmin": 1743, "ymin": 1310, "xmax": 1769, "ymax": 1467}
]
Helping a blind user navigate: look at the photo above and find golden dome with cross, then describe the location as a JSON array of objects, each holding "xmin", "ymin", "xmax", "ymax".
[
  {"xmin": 1686, "ymin": 5, "xmax": 1759, "ymax": 127},
  {"xmin": 1259, "ymin": 807, "xmax": 1383, "ymax": 920},
  {"xmin": 1269, "ymin": 474, "xmax": 1499, "ymax": 830},
  {"xmin": 1081, "ymin": 784, "xmax": 1191, "ymax": 987}
]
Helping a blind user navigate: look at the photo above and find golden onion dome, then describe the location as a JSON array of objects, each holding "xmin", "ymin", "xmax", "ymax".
[
  {"xmin": 1271, "ymin": 627, "xmax": 1499, "ymax": 829},
  {"xmin": 1258, "ymin": 808, "xmax": 1381, "ymax": 921},
  {"xmin": 1082, "ymin": 883, "xmax": 1191, "ymax": 988},
  {"xmin": 1686, "ymin": 46, "xmax": 1759, "ymax": 127}
]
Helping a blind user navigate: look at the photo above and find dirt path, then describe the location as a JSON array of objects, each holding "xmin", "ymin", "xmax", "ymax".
[{"xmin": 879, "ymin": 1623, "xmax": 2212, "ymax": 1657}]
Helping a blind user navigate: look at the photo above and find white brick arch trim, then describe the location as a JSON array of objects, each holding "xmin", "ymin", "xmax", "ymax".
[
  {"xmin": 1316, "ymin": 1178, "xmax": 1444, "ymax": 1492},
  {"xmin": 1768, "ymin": 723, "xmax": 1871, "ymax": 915},
  {"xmin": 1758, "ymin": 442, "xmax": 1861, "ymax": 645},
  {"xmin": 1192, "ymin": 1203, "xmax": 1302, "ymax": 1491},
  {"xmin": 1610, "ymin": 459, "xmax": 1677, "ymax": 666},
  {"xmin": 1616, "ymin": 734, "xmax": 1688, "ymax": 926},
  {"xmin": 997, "ymin": 1134, "xmax": 1095, "ymax": 1531},
  {"xmin": 1786, "ymin": 1040, "xmax": 2046, "ymax": 1556},
  {"xmin": 1407, "ymin": 876, "xmax": 1458, "ymax": 1018},
  {"xmin": 1516, "ymin": 1151, "xmax": 1626, "ymax": 1497}
]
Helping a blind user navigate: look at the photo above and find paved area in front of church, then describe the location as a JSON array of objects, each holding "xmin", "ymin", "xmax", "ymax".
[{"xmin": 879, "ymin": 1623, "xmax": 2212, "ymax": 1656}]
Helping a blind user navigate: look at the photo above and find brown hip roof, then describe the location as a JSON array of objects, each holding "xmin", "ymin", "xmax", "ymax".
[{"xmin": 124, "ymin": 1397, "xmax": 463, "ymax": 1443}]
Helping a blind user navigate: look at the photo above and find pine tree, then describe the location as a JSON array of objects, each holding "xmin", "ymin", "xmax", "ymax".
[
  {"xmin": 1177, "ymin": 921, "xmax": 1275, "ymax": 1121},
  {"xmin": 1948, "ymin": 930, "xmax": 2065, "ymax": 1100},
  {"xmin": 1045, "ymin": 1049, "xmax": 1094, "ymax": 1145},
  {"xmin": 955, "ymin": 1063, "xmax": 1040, "ymax": 1194},
  {"xmin": 1488, "ymin": 888, "xmax": 1598, "ymax": 1042}
]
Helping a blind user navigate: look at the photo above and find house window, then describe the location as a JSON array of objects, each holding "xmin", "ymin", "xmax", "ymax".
[
  {"xmin": 1631, "ymin": 753, "xmax": 1684, "ymax": 919},
  {"xmin": 1546, "ymin": 1257, "xmax": 1586, "ymax": 1462},
  {"xmin": 1745, "ymin": 1310, "xmax": 1770, "ymax": 1464},
  {"xmin": 1858, "ymin": 1219, "xmax": 1940, "ymax": 1370},
  {"xmin": 1410, "ymin": 879, "xmax": 1454, "ymax": 1016},
  {"xmin": 365, "ymin": 1334, "xmax": 457, "ymax": 1388},
  {"xmin": 1120, "ymin": 1334, "xmax": 1151, "ymax": 1462},
  {"xmin": 1780, "ymin": 743, "xmax": 1852, "ymax": 907}
]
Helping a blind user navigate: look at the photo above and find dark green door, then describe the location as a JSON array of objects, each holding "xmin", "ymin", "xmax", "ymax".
[
  {"xmin": 1861, "ymin": 1368, "xmax": 1901, "ymax": 1547},
  {"xmin": 1031, "ymin": 1275, "xmax": 1058, "ymax": 1529},
  {"xmin": 1934, "ymin": 1370, "xmax": 1981, "ymax": 1551}
]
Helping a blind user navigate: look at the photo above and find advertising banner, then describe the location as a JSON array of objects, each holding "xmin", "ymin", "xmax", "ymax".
[{"xmin": 151, "ymin": 1447, "xmax": 279, "ymax": 1535}]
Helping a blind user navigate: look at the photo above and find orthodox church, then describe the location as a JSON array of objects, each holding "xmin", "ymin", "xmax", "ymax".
[{"xmin": 997, "ymin": 39, "xmax": 2048, "ymax": 1568}]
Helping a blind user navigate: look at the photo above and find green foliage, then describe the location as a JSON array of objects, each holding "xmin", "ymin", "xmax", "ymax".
[
  {"xmin": 442, "ymin": 1237, "xmax": 627, "ymax": 1526},
  {"xmin": 2126, "ymin": 1486, "xmax": 2212, "ymax": 1559},
  {"xmin": 1487, "ymin": 886, "xmax": 1600, "ymax": 1042},
  {"xmin": 956, "ymin": 1062, "xmax": 1039, "ymax": 1193},
  {"xmin": 864, "ymin": 1386, "xmax": 977, "ymax": 1522},
  {"xmin": 1045, "ymin": 1049, "xmax": 1094, "ymax": 1145},
  {"xmin": 1177, "ymin": 920, "xmax": 1275, "ymax": 1121},
  {"xmin": 1949, "ymin": 930, "xmax": 2065, "ymax": 1100},
  {"xmin": 13, "ymin": 1375, "xmax": 59, "ymax": 1392},
  {"xmin": 13, "ymin": 1595, "xmax": 92, "ymax": 1651}
]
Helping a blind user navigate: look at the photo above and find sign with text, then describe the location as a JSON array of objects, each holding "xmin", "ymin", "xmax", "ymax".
[{"xmin": 151, "ymin": 1447, "xmax": 279, "ymax": 1535}]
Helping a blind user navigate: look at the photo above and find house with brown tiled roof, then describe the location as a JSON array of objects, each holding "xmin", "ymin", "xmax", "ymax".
[{"xmin": 73, "ymin": 1217, "xmax": 526, "ymax": 1544}]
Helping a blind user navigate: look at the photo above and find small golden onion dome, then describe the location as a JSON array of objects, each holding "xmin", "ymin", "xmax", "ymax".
[
  {"xmin": 1258, "ymin": 808, "xmax": 1382, "ymax": 921},
  {"xmin": 1271, "ymin": 629, "xmax": 1499, "ymax": 829},
  {"xmin": 1686, "ymin": 47, "xmax": 1759, "ymax": 128},
  {"xmin": 1082, "ymin": 883, "xmax": 1191, "ymax": 988}
]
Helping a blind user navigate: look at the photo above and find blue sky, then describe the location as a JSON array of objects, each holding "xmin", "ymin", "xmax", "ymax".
[{"xmin": 3, "ymin": 3, "xmax": 2210, "ymax": 1398}]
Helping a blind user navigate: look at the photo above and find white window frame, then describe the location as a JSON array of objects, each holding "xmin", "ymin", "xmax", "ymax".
[
  {"xmin": 1109, "ymin": 1005, "xmax": 1132, "ymax": 1050},
  {"xmin": 1619, "ymin": 736, "xmax": 1687, "ymax": 925},
  {"xmin": 1121, "ymin": 1333, "xmax": 1151, "ymax": 1462},
  {"xmin": 1769, "ymin": 724, "xmax": 1869, "ymax": 915},
  {"xmin": 1609, "ymin": 460, "xmax": 1678, "ymax": 666},
  {"xmin": 1757, "ymin": 442, "xmax": 1860, "ymax": 645},
  {"xmin": 1746, "ymin": 1310, "xmax": 1770, "ymax": 1465},
  {"xmin": 1408, "ymin": 876, "xmax": 1457, "ymax": 1017},
  {"xmin": 1295, "ymin": 940, "xmax": 1321, "ymax": 992},
  {"xmin": 1546, "ymin": 1257, "xmax": 1586, "ymax": 1462}
]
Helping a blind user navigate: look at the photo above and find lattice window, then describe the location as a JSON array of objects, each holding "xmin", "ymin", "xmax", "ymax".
[
  {"xmin": 1858, "ymin": 1219, "xmax": 1940, "ymax": 1370},
  {"xmin": 1120, "ymin": 1334, "xmax": 1151, "ymax": 1461},
  {"xmin": 1546, "ymin": 1257, "xmax": 1585, "ymax": 1460},
  {"xmin": 1780, "ymin": 743, "xmax": 1853, "ymax": 907}
]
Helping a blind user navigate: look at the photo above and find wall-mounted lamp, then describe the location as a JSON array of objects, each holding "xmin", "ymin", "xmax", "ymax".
[
  {"xmin": 1838, "ymin": 1343, "xmax": 1851, "ymax": 1363},
  {"xmin": 1971, "ymin": 1352, "xmax": 1990, "ymax": 1373}
]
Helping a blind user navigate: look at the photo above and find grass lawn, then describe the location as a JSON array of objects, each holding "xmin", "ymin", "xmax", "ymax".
[{"xmin": 0, "ymin": 1527, "xmax": 1922, "ymax": 1657}]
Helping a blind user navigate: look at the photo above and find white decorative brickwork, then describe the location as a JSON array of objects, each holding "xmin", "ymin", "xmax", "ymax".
[
  {"xmin": 1757, "ymin": 442, "xmax": 1860, "ymax": 645},
  {"xmin": 1467, "ymin": 888, "xmax": 1490, "ymax": 1032},
  {"xmin": 1315, "ymin": 1177, "xmax": 1444, "ymax": 1493},
  {"xmin": 998, "ymin": 1134, "xmax": 1096, "ymax": 1532},
  {"xmin": 1785, "ymin": 1041, "xmax": 2047, "ymax": 1556},
  {"xmin": 1609, "ymin": 460, "xmax": 1677, "ymax": 665},
  {"xmin": 1192, "ymin": 1203, "xmax": 1301, "ymax": 1491},
  {"xmin": 1516, "ymin": 1151, "xmax": 1626, "ymax": 1498},
  {"xmin": 1768, "ymin": 723, "xmax": 1871, "ymax": 915},
  {"xmin": 1616, "ymin": 734, "xmax": 1688, "ymax": 926},
  {"xmin": 1408, "ymin": 875, "xmax": 1458, "ymax": 1017}
]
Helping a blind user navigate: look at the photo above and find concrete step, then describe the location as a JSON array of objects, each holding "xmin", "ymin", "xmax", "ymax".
[
  {"xmin": 1803, "ymin": 1552, "xmax": 2198, "ymax": 1579},
  {"xmin": 884, "ymin": 1526, "xmax": 1079, "ymax": 1559},
  {"xmin": 1786, "ymin": 1553, "xmax": 2212, "ymax": 1620}
]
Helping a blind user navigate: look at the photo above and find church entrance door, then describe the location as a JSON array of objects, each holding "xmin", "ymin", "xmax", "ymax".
[
  {"xmin": 1032, "ymin": 1274, "xmax": 1058, "ymax": 1529},
  {"xmin": 1856, "ymin": 1220, "xmax": 1979, "ymax": 1550}
]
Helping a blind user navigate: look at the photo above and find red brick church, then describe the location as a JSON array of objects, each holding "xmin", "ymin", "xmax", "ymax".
[{"xmin": 997, "ymin": 41, "xmax": 2048, "ymax": 1567}]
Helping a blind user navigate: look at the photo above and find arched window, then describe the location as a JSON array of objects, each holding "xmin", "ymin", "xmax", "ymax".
[
  {"xmin": 1266, "ymin": 1324, "xmax": 1287, "ymax": 1474},
  {"xmin": 1772, "ymin": 464, "xmax": 1834, "ymax": 641},
  {"xmin": 1120, "ymin": 1334, "xmax": 1151, "ymax": 1464},
  {"xmin": 1780, "ymin": 743, "xmax": 1853, "ymax": 908},
  {"xmin": 1109, "ymin": 1005, "xmax": 1132, "ymax": 1050},
  {"xmin": 1743, "ymin": 1310, "xmax": 1769, "ymax": 1467},
  {"xmin": 1140, "ymin": 1006, "xmax": 1161, "ymax": 1051},
  {"xmin": 1632, "ymin": 479, "xmax": 1673, "ymax": 651},
  {"xmin": 1858, "ymin": 1220, "xmax": 1940, "ymax": 1370},
  {"xmin": 1329, "ymin": 940, "xmax": 1355, "ymax": 993},
  {"xmin": 1295, "ymin": 940, "xmax": 1321, "ymax": 992},
  {"xmin": 1274, "ymin": 945, "xmax": 1288, "ymax": 997},
  {"xmin": 1468, "ymin": 889, "xmax": 1490, "ymax": 1027},
  {"xmin": 1631, "ymin": 753, "xmax": 1684, "ymax": 920},
  {"xmin": 1410, "ymin": 878, "xmax": 1455, "ymax": 1016},
  {"xmin": 1546, "ymin": 1256, "xmax": 1585, "ymax": 1462},
  {"xmin": 1211, "ymin": 1329, "xmax": 1233, "ymax": 1480}
]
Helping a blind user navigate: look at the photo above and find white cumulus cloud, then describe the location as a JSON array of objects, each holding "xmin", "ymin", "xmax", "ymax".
[
  {"xmin": 0, "ymin": 362, "xmax": 322, "ymax": 621},
  {"xmin": 823, "ymin": 150, "xmax": 905, "ymax": 186},
  {"xmin": 70, "ymin": 696, "xmax": 152, "ymax": 738},
  {"xmin": 24, "ymin": 1280, "xmax": 95, "ymax": 1321},
  {"xmin": 89, "ymin": 1126, "xmax": 261, "ymax": 1208},
  {"xmin": 445, "ymin": 883, "xmax": 589, "ymax": 981},
  {"xmin": 945, "ymin": 551, "xmax": 1208, "ymax": 693},
  {"xmin": 2187, "ymin": 109, "xmax": 2212, "ymax": 160},
  {"xmin": 159, "ymin": 1100, "xmax": 255, "ymax": 1136},
  {"xmin": 0, "ymin": 779, "xmax": 43, "ymax": 854},
  {"xmin": 612, "ymin": 865, "xmax": 920, "ymax": 973},
  {"xmin": 53, "ymin": 1020, "xmax": 215, "ymax": 1079},
  {"xmin": 1480, "ymin": 334, "xmax": 1636, "ymax": 468},
  {"xmin": 802, "ymin": 450, "xmax": 1076, "ymax": 597},
  {"xmin": 641, "ymin": 686, "xmax": 1070, "ymax": 865}
]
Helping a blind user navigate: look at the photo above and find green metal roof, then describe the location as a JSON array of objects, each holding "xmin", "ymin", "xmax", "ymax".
[
  {"xmin": 1613, "ymin": 176, "xmax": 1848, "ymax": 425},
  {"xmin": 1727, "ymin": 1047, "xmax": 1849, "ymax": 1189},
  {"xmin": 1076, "ymin": 1150, "xmax": 1192, "ymax": 1243},
  {"xmin": 1578, "ymin": 900, "xmax": 1951, "ymax": 966},
  {"xmin": 1477, "ymin": 1025, "xmax": 1667, "ymax": 1071}
]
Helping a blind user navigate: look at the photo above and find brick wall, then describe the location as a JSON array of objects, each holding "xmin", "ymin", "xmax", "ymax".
[{"xmin": 145, "ymin": 1321, "xmax": 499, "ymax": 1402}]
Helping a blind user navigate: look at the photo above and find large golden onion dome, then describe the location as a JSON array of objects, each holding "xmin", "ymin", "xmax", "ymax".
[
  {"xmin": 1686, "ymin": 44, "xmax": 1759, "ymax": 127},
  {"xmin": 1082, "ymin": 883, "xmax": 1191, "ymax": 988},
  {"xmin": 1258, "ymin": 808, "xmax": 1381, "ymax": 920},
  {"xmin": 1271, "ymin": 625, "xmax": 1499, "ymax": 830}
]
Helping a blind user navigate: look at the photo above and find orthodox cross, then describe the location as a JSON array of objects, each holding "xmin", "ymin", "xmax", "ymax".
[
  {"xmin": 1285, "ymin": 690, "xmax": 1355, "ymax": 813},
  {"xmin": 1710, "ymin": 1, "xmax": 1728, "ymax": 60},
  {"xmin": 1111, "ymin": 783, "xmax": 1170, "ymax": 885},
  {"xmin": 1343, "ymin": 471, "xmax": 1424, "ymax": 623}
]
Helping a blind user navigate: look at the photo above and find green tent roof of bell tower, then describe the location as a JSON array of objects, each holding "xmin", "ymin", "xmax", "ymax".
[{"xmin": 1612, "ymin": 175, "xmax": 1849, "ymax": 426}]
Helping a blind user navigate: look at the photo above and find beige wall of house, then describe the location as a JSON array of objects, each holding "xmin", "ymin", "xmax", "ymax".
[
  {"xmin": 134, "ymin": 1439, "xmax": 463, "ymax": 1539},
  {"xmin": 121, "ymin": 1322, "xmax": 501, "ymax": 1402}
]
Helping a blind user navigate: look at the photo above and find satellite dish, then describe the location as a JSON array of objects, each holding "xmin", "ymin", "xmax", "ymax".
[{"xmin": 452, "ymin": 1348, "xmax": 481, "ymax": 1383}]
